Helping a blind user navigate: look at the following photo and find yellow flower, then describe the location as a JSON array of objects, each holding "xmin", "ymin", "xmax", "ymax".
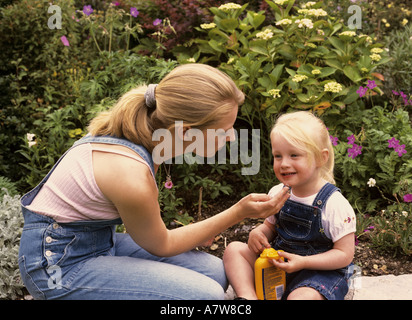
[
  {"xmin": 339, "ymin": 31, "xmax": 357, "ymax": 37},
  {"xmin": 402, "ymin": 19, "xmax": 408, "ymax": 26},
  {"xmin": 361, "ymin": 67, "xmax": 368, "ymax": 73},
  {"xmin": 274, "ymin": 0, "xmax": 289, "ymax": 5},
  {"xmin": 268, "ymin": 89, "xmax": 281, "ymax": 99},
  {"xmin": 385, "ymin": 23, "xmax": 390, "ymax": 27},
  {"xmin": 69, "ymin": 128, "xmax": 84, "ymax": 138},
  {"xmin": 324, "ymin": 81, "xmax": 343, "ymax": 93},
  {"xmin": 370, "ymin": 48, "xmax": 383, "ymax": 54},
  {"xmin": 370, "ymin": 53, "xmax": 382, "ymax": 61},
  {"xmin": 381, "ymin": 19, "xmax": 387, "ymax": 23},
  {"xmin": 292, "ymin": 74, "xmax": 308, "ymax": 82},
  {"xmin": 200, "ymin": 22, "xmax": 216, "ymax": 29},
  {"xmin": 311, "ymin": 69, "xmax": 321, "ymax": 75}
]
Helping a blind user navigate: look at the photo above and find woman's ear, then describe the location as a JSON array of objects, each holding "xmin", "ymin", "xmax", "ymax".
[{"xmin": 175, "ymin": 122, "xmax": 192, "ymax": 141}]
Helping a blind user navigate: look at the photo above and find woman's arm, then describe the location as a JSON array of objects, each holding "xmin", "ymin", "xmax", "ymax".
[{"xmin": 94, "ymin": 152, "xmax": 290, "ymax": 257}]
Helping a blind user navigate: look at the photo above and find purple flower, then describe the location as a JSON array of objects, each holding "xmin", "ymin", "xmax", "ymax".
[
  {"xmin": 395, "ymin": 144, "xmax": 407, "ymax": 157},
  {"xmin": 60, "ymin": 35, "xmax": 70, "ymax": 47},
  {"xmin": 130, "ymin": 7, "xmax": 139, "ymax": 17},
  {"xmin": 367, "ymin": 80, "xmax": 376, "ymax": 90},
  {"xmin": 83, "ymin": 5, "xmax": 93, "ymax": 16},
  {"xmin": 356, "ymin": 86, "xmax": 368, "ymax": 97},
  {"xmin": 404, "ymin": 194, "xmax": 412, "ymax": 202},
  {"xmin": 347, "ymin": 134, "xmax": 355, "ymax": 145},
  {"xmin": 165, "ymin": 180, "xmax": 173, "ymax": 189},
  {"xmin": 348, "ymin": 143, "xmax": 362, "ymax": 159},
  {"xmin": 112, "ymin": 1, "xmax": 120, "ymax": 6},
  {"xmin": 388, "ymin": 137, "xmax": 400, "ymax": 149},
  {"xmin": 330, "ymin": 135, "xmax": 338, "ymax": 146},
  {"xmin": 392, "ymin": 90, "xmax": 399, "ymax": 95},
  {"xmin": 153, "ymin": 18, "xmax": 162, "ymax": 26}
]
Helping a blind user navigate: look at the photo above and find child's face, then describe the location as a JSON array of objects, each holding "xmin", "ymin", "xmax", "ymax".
[{"xmin": 271, "ymin": 133, "xmax": 322, "ymax": 197}]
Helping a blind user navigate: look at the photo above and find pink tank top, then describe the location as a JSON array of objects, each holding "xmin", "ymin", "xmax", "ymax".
[{"xmin": 26, "ymin": 143, "xmax": 155, "ymax": 223}]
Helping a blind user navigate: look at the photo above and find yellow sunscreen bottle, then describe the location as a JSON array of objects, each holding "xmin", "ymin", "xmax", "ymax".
[{"xmin": 254, "ymin": 248, "xmax": 286, "ymax": 300}]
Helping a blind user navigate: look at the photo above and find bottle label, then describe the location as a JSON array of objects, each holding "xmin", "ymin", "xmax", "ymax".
[{"xmin": 262, "ymin": 267, "xmax": 285, "ymax": 300}]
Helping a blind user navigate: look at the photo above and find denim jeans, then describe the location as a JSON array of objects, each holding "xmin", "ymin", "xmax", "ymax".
[
  {"xmin": 18, "ymin": 135, "xmax": 228, "ymax": 300},
  {"xmin": 18, "ymin": 209, "xmax": 228, "ymax": 300}
]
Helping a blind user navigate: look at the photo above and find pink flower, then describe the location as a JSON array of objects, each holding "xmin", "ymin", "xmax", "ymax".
[
  {"xmin": 83, "ymin": 5, "xmax": 93, "ymax": 16},
  {"xmin": 165, "ymin": 181, "xmax": 173, "ymax": 189},
  {"xmin": 387, "ymin": 137, "xmax": 400, "ymax": 149},
  {"xmin": 60, "ymin": 35, "xmax": 70, "ymax": 46},
  {"xmin": 348, "ymin": 143, "xmax": 362, "ymax": 159},
  {"xmin": 130, "ymin": 7, "xmax": 139, "ymax": 17},
  {"xmin": 367, "ymin": 80, "xmax": 376, "ymax": 90},
  {"xmin": 356, "ymin": 86, "xmax": 368, "ymax": 97},
  {"xmin": 330, "ymin": 135, "xmax": 338, "ymax": 146},
  {"xmin": 403, "ymin": 194, "xmax": 412, "ymax": 202},
  {"xmin": 347, "ymin": 134, "xmax": 355, "ymax": 145},
  {"xmin": 395, "ymin": 144, "xmax": 407, "ymax": 157},
  {"xmin": 153, "ymin": 18, "xmax": 162, "ymax": 26}
]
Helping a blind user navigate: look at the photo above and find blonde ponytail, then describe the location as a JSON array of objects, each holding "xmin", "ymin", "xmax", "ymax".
[{"xmin": 88, "ymin": 64, "xmax": 244, "ymax": 152}]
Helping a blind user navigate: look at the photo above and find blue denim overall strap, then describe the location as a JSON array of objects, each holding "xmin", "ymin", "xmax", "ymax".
[
  {"xmin": 73, "ymin": 134, "xmax": 155, "ymax": 179},
  {"xmin": 273, "ymin": 183, "xmax": 340, "ymax": 256}
]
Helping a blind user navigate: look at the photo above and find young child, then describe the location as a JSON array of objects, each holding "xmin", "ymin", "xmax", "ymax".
[{"xmin": 223, "ymin": 111, "xmax": 356, "ymax": 300}]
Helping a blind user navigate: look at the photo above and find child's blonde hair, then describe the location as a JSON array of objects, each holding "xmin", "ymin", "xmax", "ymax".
[
  {"xmin": 88, "ymin": 63, "xmax": 244, "ymax": 152},
  {"xmin": 271, "ymin": 111, "xmax": 335, "ymax": 184}
]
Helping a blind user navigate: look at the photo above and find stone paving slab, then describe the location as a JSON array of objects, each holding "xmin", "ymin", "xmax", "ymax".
[{"xmin": 225, "ymin": 274, "xmax": 412, "ymax": 300}]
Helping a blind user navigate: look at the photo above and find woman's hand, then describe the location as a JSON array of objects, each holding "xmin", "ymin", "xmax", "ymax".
[{"xmin": 233, "ymin": 186, "xmax": 290, "ymax": 220}]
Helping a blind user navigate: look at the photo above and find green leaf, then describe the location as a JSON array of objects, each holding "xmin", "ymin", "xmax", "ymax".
[
  {"xmin": 324, "ymin": 59, "xmax": 343, "ymax": 71},
  {"xmin": 343, "ymin": 65, "xmax": 362, "ymax": 83},
  {"xmin": 218, "ymin": 18, "xmax": 239, "ymax": 33},
  {"xmin": 319, "ymin": 67, "xmax": 337, "ymax": 78},
  {"xmin": 328, "ymin": 37, "xmax": 345, "ymax": 54}
]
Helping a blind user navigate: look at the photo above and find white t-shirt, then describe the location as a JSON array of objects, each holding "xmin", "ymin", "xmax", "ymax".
[{"xmin": 266, "ymin": 184, "xmax": 356, "ymax": 243}]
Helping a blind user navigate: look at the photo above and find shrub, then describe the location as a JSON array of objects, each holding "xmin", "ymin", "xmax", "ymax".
[{"xmin": 0, "ymin": 191, "xmax": 25, "ymax": 299}]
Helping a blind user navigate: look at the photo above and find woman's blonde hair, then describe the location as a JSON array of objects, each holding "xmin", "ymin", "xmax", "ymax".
[
  {"xmin": 271, "ymin": 111, "xmax": 335, "ymax": 184},
  {"xmin": 88, "ymin": 63, "xmax": 244, "ymax": 152}
]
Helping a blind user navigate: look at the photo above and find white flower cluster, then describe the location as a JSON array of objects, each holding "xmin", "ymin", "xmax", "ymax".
[
  {"xmin": 324, "ymin": 81, "xmax": 343, "ymax": 93},
  {"xmin": 218, "ymin": 3, "xmax": 242, "ymax": 12},
  {"xmin": 295, "ymin": 18, "xmax": 313, "ymax": 29},
  {"xmin": 268, "ymin": 89, "xmax": 281, "ymax": 99},
  {"xmin": 292, "ymin": 74, "xmax": 308, "ymax": 82},
  {"xmin": 274, "ymin": 0, "xmax": 289, "ymax": 5},
  {"xmin": 256, "ymin": 29, "xmax": 274, "ymax": 40},
  {"xmin": 275, "ymin": 19, "xmax": 293, "ymax": 26}
]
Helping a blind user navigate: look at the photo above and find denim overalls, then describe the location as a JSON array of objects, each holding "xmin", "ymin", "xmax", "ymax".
[
  {"xmin": 272, "ymin": 183, "xmax": 353, "ymax": 300},
  {"xmin": 18, "ymin": 135, "xmax": 228, "ymax": 300}
]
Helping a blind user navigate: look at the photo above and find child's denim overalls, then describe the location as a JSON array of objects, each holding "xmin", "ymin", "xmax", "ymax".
[
  {"xmin": 272, "ymin": 183, "xmax": 353, "ymax": 300},
  {"xmin": 18, "ymin": 135, "xmax": 228, "ymax": 300}
]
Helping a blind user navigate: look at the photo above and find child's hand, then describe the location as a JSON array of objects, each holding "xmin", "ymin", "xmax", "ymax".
[
  {"xmin": 270, "ymin": 251, "xmax": 306, "ymax": 273},
  {"xmin": 248, "ymin": 228, "xmax": 271, "ymax": 254}
]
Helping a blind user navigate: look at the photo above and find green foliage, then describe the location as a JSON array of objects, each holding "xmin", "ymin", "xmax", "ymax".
[
  {"xmin": 382, "ymin": 23, "xmax": 412, "ymax": 93},
  {"xmin": 0, "ymin": 191, "xmax": 25, "ymax": 299}
]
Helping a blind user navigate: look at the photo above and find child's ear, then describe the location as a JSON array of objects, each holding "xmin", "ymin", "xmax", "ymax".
[{"xmin": 318, "ymin": 148, "xmax": 329, "ymax": 167}]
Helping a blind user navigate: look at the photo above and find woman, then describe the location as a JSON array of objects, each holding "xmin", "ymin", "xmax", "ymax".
[{"xmin": 18, "ymin": 64, "xmax": 290, "ymax": 300}]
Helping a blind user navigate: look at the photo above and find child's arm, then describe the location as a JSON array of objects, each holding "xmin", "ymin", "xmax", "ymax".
[
  {"xmin": 271, "ymin": 233, "xmax": 355, "ymax": 273},
  {"xmin": 248, "ymin": 220, "xmax": 277, "ymax": 254}
]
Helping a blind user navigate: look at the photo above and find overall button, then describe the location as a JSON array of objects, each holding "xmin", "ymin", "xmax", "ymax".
[
  {"xmin": 52, "ymin": 223, "xmax": 59, "ymax": 229},
  {"xmin": 45, "ymin": 250, "xmax": 53, "ymax": 257},
  {"xmin": 45, "ymin": 236, "xmax": 53, "ymax": 243}
]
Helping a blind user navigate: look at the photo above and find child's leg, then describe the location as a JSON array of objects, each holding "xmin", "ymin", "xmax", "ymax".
[
  {"xmin": 223, "ymin": 241, "xmax": 258, "ymax": 300},
  {"xmin": 287, "ymin": 287, "xmax": 325, "ymax": 300}
]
